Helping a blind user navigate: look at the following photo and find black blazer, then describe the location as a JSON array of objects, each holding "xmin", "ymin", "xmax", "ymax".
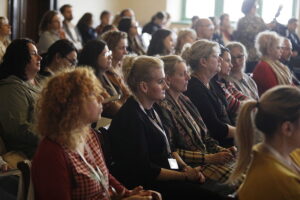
[{"xmin": 109, "ymin": 96, "xmax": 171, "ymax": 188}]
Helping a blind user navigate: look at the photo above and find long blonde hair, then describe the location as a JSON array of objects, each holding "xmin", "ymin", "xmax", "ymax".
[
  {"xmin": 229, "ymin": 85, "xmax": 300, "ymax": 183},
  {"xmin": 35, "ymin": 67, "xmax": 103, "ymax": 150}
]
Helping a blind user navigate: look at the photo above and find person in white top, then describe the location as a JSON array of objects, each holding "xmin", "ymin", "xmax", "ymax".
[
  {"xmin": 37, "ymin": 10, "xmax": 66, "ymax": 54},
  {"xmin": 60, "ymin": 4, "xmax": 83, "ymax": 51},
  {"xmin": 0, "ymin": 17, "xmax": 11, "ymax": 63}
]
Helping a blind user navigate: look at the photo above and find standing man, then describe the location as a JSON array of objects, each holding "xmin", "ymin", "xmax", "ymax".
[{"xmin": 60, "ymin": 4, "xmax": 83, "ymax": 51}]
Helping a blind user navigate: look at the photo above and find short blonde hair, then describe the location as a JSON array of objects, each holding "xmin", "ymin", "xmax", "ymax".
[
  {"xmin": 175, "ymin": 28, "xmax": 197, "ymax": 54},
  {"xmin": 126, "ymin": 56, "xmax": 163, "ymax": 93},
  {"xmin": 181, "ymin": 39, "xmax": 220, "ymax": 71},
  {"xmin": 255, "ymin": 31, "xmax": 282, "ymax": 57},
  {"xmin": 35, "ymin": 67, "xmax": 103, "ymax": 150}
]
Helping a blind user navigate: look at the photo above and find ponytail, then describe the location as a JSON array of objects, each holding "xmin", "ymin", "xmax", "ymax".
[{"xmin": 228, "ymin": 100, "xmax": 257, "ymax": 183}]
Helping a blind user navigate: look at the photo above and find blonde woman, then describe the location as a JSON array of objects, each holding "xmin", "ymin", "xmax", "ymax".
[
  {"xmin": 229, "ymin": 85, "xmax": 300, "ymax": 199},
  {"xmin": 226, "ymin": 41, "xmax": 259, "ymax": 100},
  {"xmin": 0, "ymin": 17, "xmax": 11, "ymax": 62},
  {"xmin": 182, "ymin": 40, "xmax": 236, "ymax": 147},
  {"xmin": 32, "ymin": 67, "xmax": 161, "ymax": 200},
  {"xmin": 253, "ymin": 31, "xmax": 293, "ymax": 95},
  {"xmin": 109, "ymin": 56, "xmax": 230, "ymax": 199},
  {"xmin": 175, "ymin": 28, "xmax": 196, "ymax": 55}
]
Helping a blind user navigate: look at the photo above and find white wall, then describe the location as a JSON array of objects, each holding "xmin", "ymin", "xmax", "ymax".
[
  {"xmin": 0, "ymin": 0, "xmax": 8, "ymax": 17},
  {"xmin": 57, "ymin": 0, "xmax": 115, "ymax": 26},
  {"xmin": 57, "ymin": 0, "xmax": 168, "ymax": 26}
]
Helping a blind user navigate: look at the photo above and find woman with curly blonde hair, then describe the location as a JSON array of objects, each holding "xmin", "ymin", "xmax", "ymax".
[{"xmin": 32, "ymin": 67, "xmax": 161, "ymax": 200}]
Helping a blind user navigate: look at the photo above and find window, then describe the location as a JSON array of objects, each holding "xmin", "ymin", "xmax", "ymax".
[
  {"xmin": 223, "ymin": 0, "xmax": 243, "ymax": 22},
  {"xmin": 184, "ymin": 0, "xmax": 215, "ymax": 19},
  {"xmin": 181, "ymin": 0, "xmax": 298, "ymax": 24},
  {"xmin": 261, "ymin": 0, "xmax": 294, "ymax": 24}
]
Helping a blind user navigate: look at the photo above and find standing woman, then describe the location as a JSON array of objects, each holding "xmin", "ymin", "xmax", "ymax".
[
  {"xmin": 183, "ymin": 40, "xmax": 236, "ymax": 147},
  {"xmin": 226, "ymin": 41, "xmax": 259, "ymax": 100},
  {"xmin": 229, "ymin": 86, "xmax": 300, "ymax": 199},
  {"xmin": 32, "ymin": 67, "xmax": 161, "ymax": 200},
  {"xmin": 0, "ymin": 17, "xmax": 11, "ymax": 62},
  {"xmin": 78, "ymin": 40, "xmax": 122, "ymax": 118},
  {"xmin": 37, "ymin": 10, "xmax": 66, "ymax": 54},
  {"xmin": 253, "ymin": 31, "xmax": 293, "ymax": 96},
  {"xmin": 147, "ymin": 29, "xmax": 174, "ymax": 56},
  {"xmin": 0, "ymin": 39, "xmax": 42, "ymax": 160}
]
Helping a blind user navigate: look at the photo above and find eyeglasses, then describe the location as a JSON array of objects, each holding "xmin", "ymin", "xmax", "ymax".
[
  {"xmin": 65, "ymin": 57, "xmax": 78, "ymax": 66},
  {"xmin": 231, "ymin": 54, "xmax": 245, "ymax": 60},
  {"xmin": 103, "ymin": 50, "xmax": 112, "ymax": 57}
]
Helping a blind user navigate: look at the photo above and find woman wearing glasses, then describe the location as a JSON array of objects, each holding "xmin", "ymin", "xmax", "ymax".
[
  {"xmin": 78, "ymin": 40, "xmax": 126, "ymax": 118},
  {"xmin": 226, "ymin": 41, "xmax": 259, "ymax": 100},
  {"xmin": 39, "ymin": 39, "xmax": 77, "ymax": 78}
]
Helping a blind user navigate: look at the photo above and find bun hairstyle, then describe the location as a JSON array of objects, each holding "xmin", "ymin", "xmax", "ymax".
[
  {"xmin": 181, "ymin": 39, "xmax": 219, "ymax": 71},
  {"xmin": 229, "ymin": 85, "xmax": 300, "ymax": 183},
  {"xmin": 126, "ymin": 55, "xmax": 163, "ymax": 93}
]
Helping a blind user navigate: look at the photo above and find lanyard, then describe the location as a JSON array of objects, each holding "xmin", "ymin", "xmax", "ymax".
[
  {"xmin": 135, "ymin": 97, "xmax": 172, "ymax": 155},
  {"xmin": 77, "ymin": 142, "xmax": 110, "ymax": 198}
]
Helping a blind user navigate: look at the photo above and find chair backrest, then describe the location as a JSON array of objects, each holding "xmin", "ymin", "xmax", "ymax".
[{"xmin": 17, "ymin": 160, "xmax": 34, "ymax": 200}]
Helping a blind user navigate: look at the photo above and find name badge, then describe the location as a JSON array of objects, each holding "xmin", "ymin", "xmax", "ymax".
[{"xmin": 168, "ymin": 158, "xmax": 179, "ymax": 169}]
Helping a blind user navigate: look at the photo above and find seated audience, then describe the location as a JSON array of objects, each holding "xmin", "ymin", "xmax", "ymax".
[
  {"xmin": 76, "ymin": 13, "xmax": 97, "ymax": 45},
  {"xmin": 175, "ymin": 28, "xmax": 196, "ymax": 55},
  {"xmin": 0, "ymin": 16, "xmax": 11, "ymax": 62},
  {"xmin": 0, "ymin": 39, "xmax": 42, "ymax": 160},
  {"xmin": 142, "ymin": 12, "xmax": 165, "ymax": 35},
  {"xmin": 109, "ymin": 55, "xmax": 234, "ymax": 199},
  {"xmin": 147, "ymin": 29, "xmax": 174, "ymax": 56},
  {"xmin": 39, "ymin": 39, "xmax": 77, "ymax": 78},
  {"xmin": 78, "ymin": 40, "xmax": 122, "ymax": 118},
  {"xmin": 159, "ymin": 55, "xmax": 240, "ymax": 185},
  {"xmin": 182, "ymin": 40, "xmax": 235, "ymax": 147},
  {"xmin": 60, "ymin": 4, "xmax": 83, "ymax": 51},
  {"xmin": 32, "ymin": 67, "xmax": 162, "ymax": 200},
  {"xmin": 253, "ymin": 31, "xmax": 293, "ymax": 96},
  {"xmin": 118, "ymin": 17, "xmax": 146, "ymax": 55},
  {"xmin": 229, "ymin": 85, "xmax": 300, "ymax": 199},
  {"xmin": 101, "ymin": 30, "xmax": 131, "ymax": 104},
  {"xmin": 37, "ymin": 10, "xmax": 66, "ymax": 54},
  {"xmin": 226, "ymin": 41, "xmax": 259, "ymax": 99},
  {"xmin": 215, "ymin": 45, "xmax": 248, "ymax": 124},
  {"xmin": 96, "ymin": 10, "xmax": 112, "ymax": 36}
]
